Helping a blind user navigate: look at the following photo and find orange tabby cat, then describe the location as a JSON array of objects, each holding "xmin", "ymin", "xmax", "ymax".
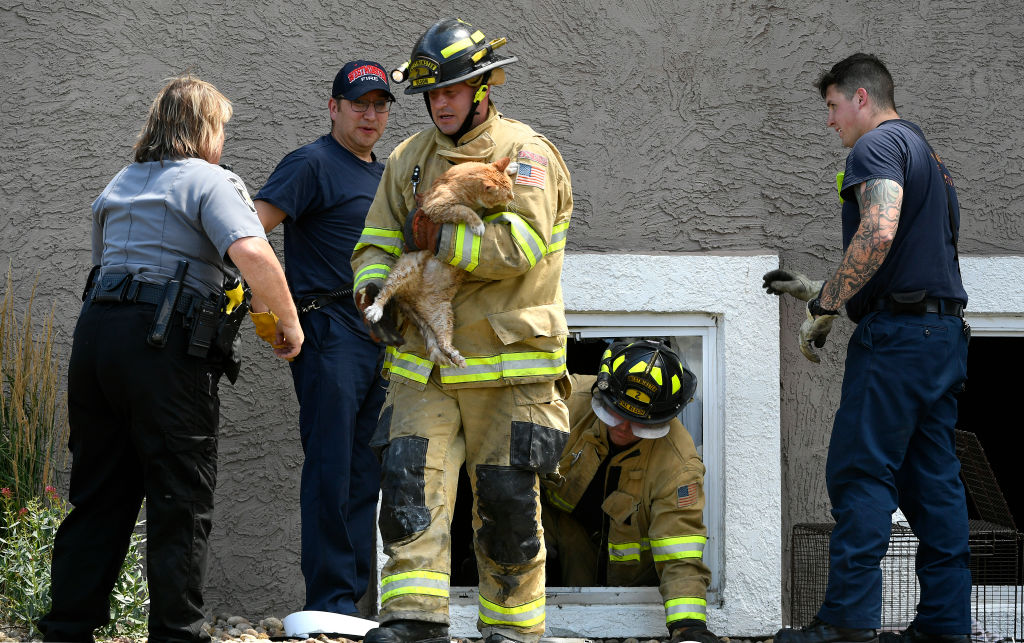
[{"xmin": 363, "ymin": 157, "xmax": 514, "ymax": 367}]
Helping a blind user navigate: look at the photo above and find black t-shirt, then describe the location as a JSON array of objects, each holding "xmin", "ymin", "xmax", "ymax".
[
  {"xmin": 255, "ymin": 134, "xmax": 384, "ymax": 337},
  {"xmin": 839, "ymin": 119, "xmax": 967, "ymax": 320}
]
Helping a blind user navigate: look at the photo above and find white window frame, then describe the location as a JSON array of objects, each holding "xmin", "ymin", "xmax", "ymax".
[
  {"xmin": 446, "ymin": 254, "xmax": 781, "ymax": 637},
  {"xmin": 957, "ymin": 257, "xmax": 1024, "ymax": 631},
  {"xmin": 564, "ymin": 313, "xmax": 724, "ymax": 601}
]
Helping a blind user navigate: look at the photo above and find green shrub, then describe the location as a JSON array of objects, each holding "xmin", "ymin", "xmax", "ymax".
[
  {"xmin": 0, "ymin": 486, "xmax": 150, "ymax": 639},
  {"xmin": 0, "ymin": 270, "xmax": 149, "ymax": 638}
]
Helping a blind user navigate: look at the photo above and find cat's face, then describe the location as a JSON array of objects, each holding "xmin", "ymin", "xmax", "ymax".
[{"xmin": 450, "ymin": 158, "xmax": 514, "ymax": 207}]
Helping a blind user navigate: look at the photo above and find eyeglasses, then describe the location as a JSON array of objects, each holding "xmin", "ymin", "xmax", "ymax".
[{"xmin": 344, "ymin": 98, "xmax": 393, "ymax": 113}]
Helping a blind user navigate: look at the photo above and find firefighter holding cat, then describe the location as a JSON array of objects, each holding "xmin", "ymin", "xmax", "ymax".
[{"xmin": 350, "ymin": 17, "xmax": 573, "ymax": 643}]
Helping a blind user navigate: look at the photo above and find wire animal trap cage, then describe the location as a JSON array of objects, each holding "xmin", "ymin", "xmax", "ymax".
[{"xmin": 790, "ymin": 431, "xmax": 1022, "ymax": 639}]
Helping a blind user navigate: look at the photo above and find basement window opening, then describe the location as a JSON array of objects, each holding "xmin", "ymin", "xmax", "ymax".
[{"xmin": 449, "ymin": 312, "xmax": 723, "ymax": 610}]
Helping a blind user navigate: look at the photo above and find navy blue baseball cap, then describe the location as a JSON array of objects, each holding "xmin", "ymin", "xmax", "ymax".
[{"xmin": 333, "ymin": 60, "xmax": 395, "ymax": 101}]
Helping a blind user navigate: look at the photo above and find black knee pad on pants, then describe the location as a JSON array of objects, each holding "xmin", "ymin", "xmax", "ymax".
[
  {"xmin": 475, "ymin": 465, "xmax": 540, "ymax": 564},
  {"xmin": 379, "ymin": 435, "xmax": 431, "ymax": 543},
  {"xmin": 510, "ymin": 421, "xmax": 567, "ymax": 474}
]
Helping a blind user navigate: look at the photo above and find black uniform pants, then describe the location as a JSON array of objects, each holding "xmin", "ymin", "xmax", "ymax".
[{"xmin": 38, "ymin": 301, "xmax": 222, "ymax": 643}]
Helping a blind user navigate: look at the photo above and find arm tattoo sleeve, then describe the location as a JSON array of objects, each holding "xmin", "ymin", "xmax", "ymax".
[{"xmin": 820, "ymin": 178, "xmax": 904, "ymax": 310}]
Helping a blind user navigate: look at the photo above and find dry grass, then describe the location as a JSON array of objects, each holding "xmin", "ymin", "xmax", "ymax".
[{"xmin": 0, "ymin": 267, "xmax": 69, "ymax": 507}]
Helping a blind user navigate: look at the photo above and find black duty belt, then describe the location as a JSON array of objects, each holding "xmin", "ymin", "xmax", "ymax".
[
  {"xmin": 871, "ymin": 297, "xmax": 964, "ymax": 318},
  {"xmin": 86, "ymin": 274, "xmax": 203, "ymax": 317},
  {"xmin": 127, "ymin": 280, "xmax": 198, "ymax": 315}
]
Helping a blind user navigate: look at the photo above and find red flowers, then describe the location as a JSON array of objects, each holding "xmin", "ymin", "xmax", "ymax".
[{"xmin": 0, "ymin": 487, "xmax": 11, "ymax": 499}]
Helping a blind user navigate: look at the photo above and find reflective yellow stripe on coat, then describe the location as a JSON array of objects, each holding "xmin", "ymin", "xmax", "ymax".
[
  {"xmin": 608, "ymin": 538, "xmax": 651, "ymax": 562},
  {"xmin": 354, "ymin": 263, "xmax": 392, "ymax": 292},
  {"xmin": 384, "ymin": 348, "xmax": 433, "ymax": 384},
  {"xmin": 354, "ymin": 226, "xmax": 404, "ymax": 257},
  {"xmin": 544, "ymin": 488, "xmax": 575, "ymax": 513},
  {"xmin": 650, "ymin": 535, "xmax": 706, "ymax": 562},
  {"xmin": 448, "ymin": 211, "xmax": 558, "ymax": 273},
  {"xmin": 548, "ymin": 220, "xmax": 569, "ymax": 253},
  {"xmin": 438, "ymin": 346, "xmax": 566, "ymax": 385}
]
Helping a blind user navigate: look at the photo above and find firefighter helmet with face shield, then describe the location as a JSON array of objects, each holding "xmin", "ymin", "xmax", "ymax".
[
  {"xmin": 593, "ymin": 340, "xmax": 697, "ymax": 431},
  {"xmin": 392, "ymin": 18, "xmax": 517, "ymax": 94}
]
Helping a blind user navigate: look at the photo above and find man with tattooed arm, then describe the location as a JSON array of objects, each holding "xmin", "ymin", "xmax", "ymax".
[{"xmin": 764, "ymin": 53, "xmax": 971, "ymax": 643}]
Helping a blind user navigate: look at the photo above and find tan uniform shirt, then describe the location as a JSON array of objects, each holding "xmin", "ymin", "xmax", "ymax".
[{"xmin": 351, "ymin": 104, "xmax": 573, "ymax": 390}]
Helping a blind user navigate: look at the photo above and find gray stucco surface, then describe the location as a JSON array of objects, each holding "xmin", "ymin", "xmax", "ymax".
[{"xmin": 3, "ymin": 0, "xmax": 1022, "ymax": 623}]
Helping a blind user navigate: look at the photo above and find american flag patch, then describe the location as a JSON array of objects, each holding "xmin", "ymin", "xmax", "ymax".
[
  {"xmin": 518, "ymin": 149, "xmax": 548, "ymax": 166},
  {"xmin": 676, "ymin": 483, "xmax": 698, "ymax": 508},
  {"xmin": 515, "ymin": 162, "xmax": 546, "ymax": 188}
]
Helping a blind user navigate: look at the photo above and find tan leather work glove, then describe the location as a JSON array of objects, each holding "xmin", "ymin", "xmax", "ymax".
[
  {"xmin": 355, "ymin": 283, "xmax": 405, "ymax": 346},
  {"xmin": 762, "ymin": 269, "xmax": 824, "ymax": 302},
  {"xmin": 250, "ymin": 310, "xmax": 283, "ymax": 347},
  {"xmin": 799, "ymin": 301, "xmax": 838, "ymax": 363}
]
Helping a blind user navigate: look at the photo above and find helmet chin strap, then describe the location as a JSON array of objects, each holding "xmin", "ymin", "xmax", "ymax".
[{"xmin": 425, "ymin": 71, "xmax": 491, "ymax": 144}]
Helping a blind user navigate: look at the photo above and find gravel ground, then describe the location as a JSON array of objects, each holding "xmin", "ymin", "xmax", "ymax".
[{"xmin": 0, "ymin": 615, "xmax": 774, "ymax": 643}]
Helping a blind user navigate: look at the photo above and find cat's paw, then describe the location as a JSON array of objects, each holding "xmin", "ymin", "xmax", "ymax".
[
  {"xmin": 469, "ymin": 221, "xmax": 485, "ymax": 236},
  {"xmin": 364, "ymin": 303, "xmax": 383, "ymax": 323},
  {"xmin": 429, "ymin": 346, "xmax": 467, "ymax": 368},
  {"xmin": 428, "ymin": 347, "xmax": 450, "ymax": 366}
]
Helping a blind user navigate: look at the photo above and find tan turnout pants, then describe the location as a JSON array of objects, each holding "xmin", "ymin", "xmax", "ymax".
[{"xmin": 374, "ymin": 374, "xmax": 569, "ymax": 643}]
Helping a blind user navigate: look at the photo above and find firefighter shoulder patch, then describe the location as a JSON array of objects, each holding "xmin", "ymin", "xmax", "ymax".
[
  {"xmin": 676, "ymin": 482, "xmax": 698, "ymax": 508},
  {"xmin": 515, "ymin": 161, "xmax": 546, "ymax": 189}
]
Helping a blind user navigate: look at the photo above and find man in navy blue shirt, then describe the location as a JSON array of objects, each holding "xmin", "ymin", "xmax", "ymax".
[
  {"xmin": 765, "ymin": 54, "xmax": 970, "ymax": 643},
  {"xmin": 252, "ymin": 60, "xmax": 394, "ymax": 618}
]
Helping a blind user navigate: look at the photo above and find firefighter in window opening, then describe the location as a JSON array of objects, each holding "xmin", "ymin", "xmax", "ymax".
[
  {"xmin": 540, "ymin": 340, "xmax": 722, "ymax": 643},
  {"xmin": 351, "ymin": 17, "xmax": 574, "ymax": 643}
]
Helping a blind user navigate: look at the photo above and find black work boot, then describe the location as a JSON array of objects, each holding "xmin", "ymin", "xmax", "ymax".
[
  {"xmin": 482, "ymin": 635, "xmax": 515, "ymax": 643},
  {"xmin": 878, "ymin": 624, "xmax": 969, "ymax": 643},
  {"xmin": 363, "ymin": 620, "xmax": 450, "ymax": 643},
  {"xmin": 776, "ymin": 617, "xmax": 878, "ymax": 643},
  {"xmin": 670, "ymin": 624, "xmax": 723, "ymax": 643}
]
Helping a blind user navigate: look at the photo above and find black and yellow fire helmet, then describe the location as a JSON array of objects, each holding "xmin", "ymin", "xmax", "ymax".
[
  {"xmin": 392, "ymin": 18, "xmax": 517, "ymax": 95},
  {"xmin": 593, "ymin": 340, "xmax": 697, "ymax": 425}
]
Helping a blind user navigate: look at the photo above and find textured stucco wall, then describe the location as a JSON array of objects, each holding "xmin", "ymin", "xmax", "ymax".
[{"xmin": 3, "ymin": 0, "xmax": 1023, "ymax": 625}]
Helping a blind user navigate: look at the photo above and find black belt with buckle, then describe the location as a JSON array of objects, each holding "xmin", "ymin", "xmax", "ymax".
[{"xmin": 871, "ymin": 297, "xmax": 964, "ymax": 318}]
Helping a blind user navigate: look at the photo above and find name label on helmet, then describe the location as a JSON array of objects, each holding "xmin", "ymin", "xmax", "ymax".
[
  {"xmin": 625, "ymin": 374, "xmax": 658, "ymax": 394},
  {"xmin": 616, "ymin": 399, "xmax": 648, "ymax": 418},
  {"xmin": 409, "ymin": 58, "xmax": 439, "ymax": 87}
]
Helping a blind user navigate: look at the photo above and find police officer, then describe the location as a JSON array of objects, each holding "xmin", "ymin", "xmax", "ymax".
[
  {"xmin": 765, "ymin": 53, "xmax": 970, "ymax": 643},
  {"xmin": 351, "ymin": 18, "xmax": 573, "ymax": 643},
  {"xmin": 541, "ymin": 341, "xmax": 721, "ymax": 643},
  {"xmin": 38, "ymin": 75, "xmax": 302, "ymax": 643}
]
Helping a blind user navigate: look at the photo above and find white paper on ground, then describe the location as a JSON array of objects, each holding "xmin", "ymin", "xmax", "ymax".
[{"xmin": 282, "ymin": 610, "xmax": 378, "ymax": 637}]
